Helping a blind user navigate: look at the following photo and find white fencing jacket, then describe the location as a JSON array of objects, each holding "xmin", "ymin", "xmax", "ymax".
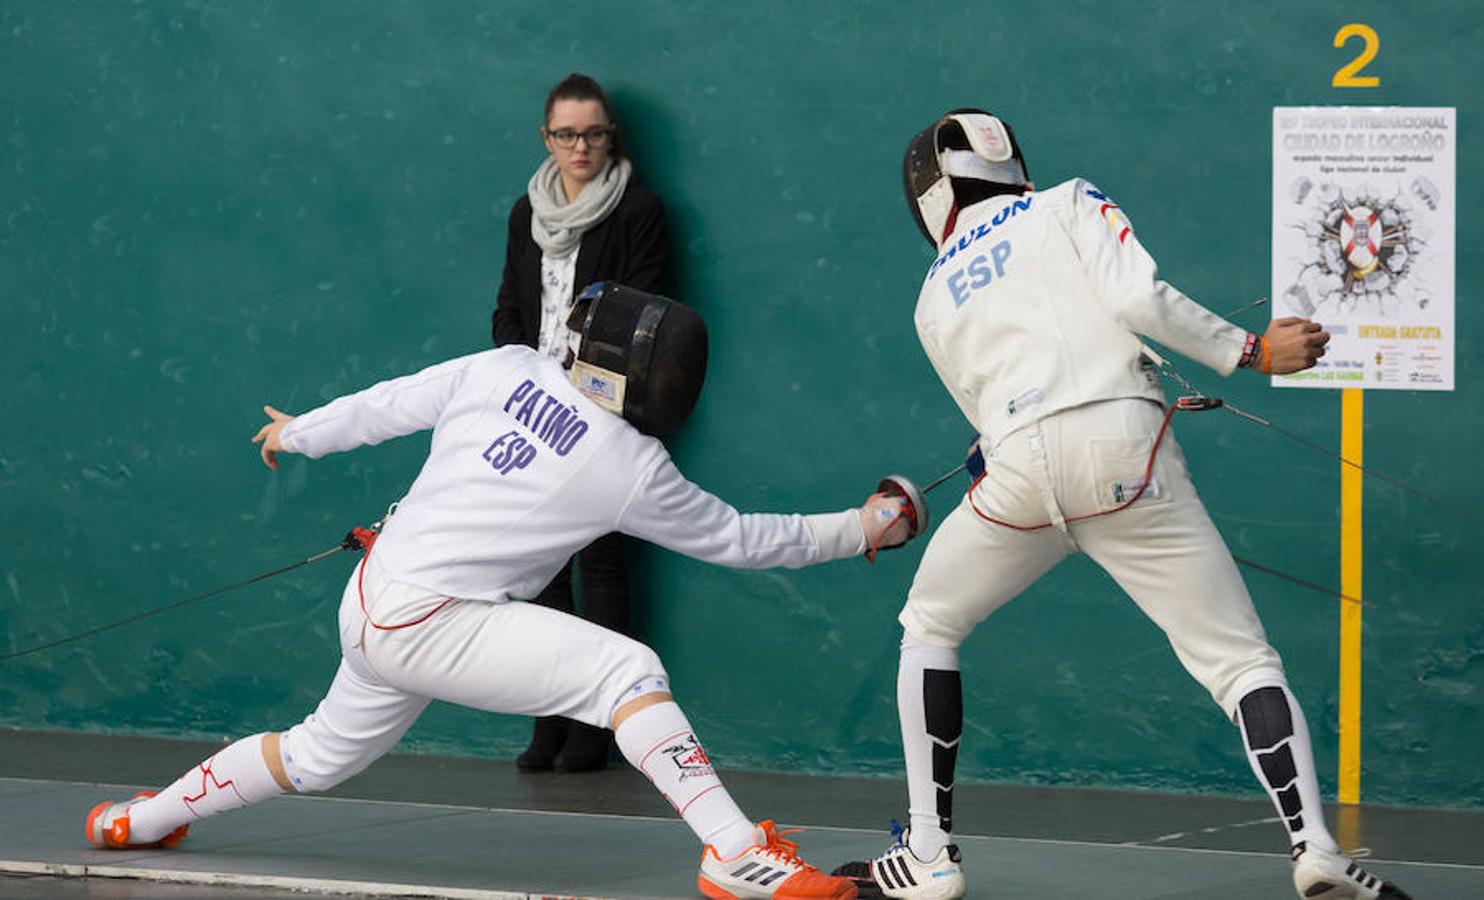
[
  {"xmin": 280, "ymin": 347, "xmax": 865, "ymax": 601},
  {"xmin": 913, "ymin": 178, "xmax": 1248, "ymax": 448}
]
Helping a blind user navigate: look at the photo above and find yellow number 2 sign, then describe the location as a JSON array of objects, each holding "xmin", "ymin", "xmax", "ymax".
[{"xmin": 1333, "ymin": 23, "xmax": 1381, "ymax": 88}]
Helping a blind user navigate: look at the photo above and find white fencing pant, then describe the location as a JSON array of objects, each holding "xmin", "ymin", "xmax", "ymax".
[
  {"xmin": 899, "ymin": 397, "xmax": 1285, "ymax": 718},
  {"xmin": 277, "ymin": 554, "xmax": 666, "ymax": 793}
]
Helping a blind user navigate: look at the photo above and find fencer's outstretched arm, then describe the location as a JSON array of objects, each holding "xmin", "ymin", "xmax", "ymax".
[
  {"xmin": 259, "ymin": 355, "xmax": 476, "ymax": 466},
  {"xmin": 1067, "ymin": 181, "xmax": 1249, "ymax": 375},
  {"xmin": 1260, "ymin": 316, "xmax": 1330, "ymax": 374},
  {"xmin": 1068, "ymin": 183, "xmax": 1330, "ymax": 376},
  {"xmin": 252, "ymin": 406, "xmax": 296, "ymax": 470},
  {"xmin": 616, "ymin": 452, "xmax": 905, "ymax": 569}
]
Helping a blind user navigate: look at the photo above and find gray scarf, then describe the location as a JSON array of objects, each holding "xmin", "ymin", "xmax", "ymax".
[{"xmin": 526, "ymin": 156, "xmax": 632, "ymax": 258}]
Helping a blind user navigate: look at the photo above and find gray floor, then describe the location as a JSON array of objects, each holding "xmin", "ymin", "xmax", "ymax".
[{"xmin": 2, "ymin": 729, "xmax": 1481, "ymax": 898}]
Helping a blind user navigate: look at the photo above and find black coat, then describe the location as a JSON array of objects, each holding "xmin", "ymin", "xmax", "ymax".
[{"xmin": 491, "ymin": 182, "xmax": 668, "ymax": 347}]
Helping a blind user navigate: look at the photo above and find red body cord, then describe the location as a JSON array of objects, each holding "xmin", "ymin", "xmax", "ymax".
[
  {"xmin": 353, "ymin": 527, "xmax": 454, "ymax": 630},
  {"xmin": 968, "ymin": 401, "xmax": 1182, "ymax": 530},
  {"xmin": 865, "ymin": 504, "xmax": 912, "ymax": 563}
]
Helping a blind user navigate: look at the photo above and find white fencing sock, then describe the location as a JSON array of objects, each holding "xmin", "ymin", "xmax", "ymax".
[
  {"xmin": 898, "ymin": 630, "xmax": 961, "ymax": 861},
  {"xmin": 614, "ymin": 701, "xmax": 755, "ymax": 858},
  {"xmin": 1236, "ymin": 685, "xmax": 1340, "ymax": 854},
  {"xmin": 128, "ymin": 733, "xmax": 285, "ymax": 843}
]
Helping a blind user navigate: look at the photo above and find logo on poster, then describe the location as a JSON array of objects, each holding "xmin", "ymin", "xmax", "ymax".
[{"xmin": 1281, "ymin": 177, "xmax": 1435, "ymax": 316}]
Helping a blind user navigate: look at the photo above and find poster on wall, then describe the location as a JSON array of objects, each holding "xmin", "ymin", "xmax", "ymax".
[{"xmin": 1271, "ymin": 106, "xmax": 1455, "ymax": 390}]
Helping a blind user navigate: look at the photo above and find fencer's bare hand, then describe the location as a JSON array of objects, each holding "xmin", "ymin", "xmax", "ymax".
[
  {"xmin": 251, "ymin": 405, "xmax": 296, "ymax": 471},
  {"xmin": 860, "ymin": 492, "xmax": 911, "ymax": 550},
  {"xmin": 1263, "ymin": 317, "xmax": 1330, "ymax": 374}
]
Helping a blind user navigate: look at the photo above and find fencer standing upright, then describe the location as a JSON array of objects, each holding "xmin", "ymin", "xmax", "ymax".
[{"xmin": 831, "ymin": 110, "xmax": 1410, "ymax": 900}]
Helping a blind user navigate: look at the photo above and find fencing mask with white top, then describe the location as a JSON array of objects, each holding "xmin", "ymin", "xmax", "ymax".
[
  {"xmin": 565, "ymin": 282, "xmax": 708, "ymax": 437},
  {"xmin": 903, "ymin": 108, "xmax": 1030, "ymax": 247}
]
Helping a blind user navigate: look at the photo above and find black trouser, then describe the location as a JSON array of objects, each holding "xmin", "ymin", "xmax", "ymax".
[{"xmin": 533, "ymin": 532, "xmax": 630, "ymax": 634}]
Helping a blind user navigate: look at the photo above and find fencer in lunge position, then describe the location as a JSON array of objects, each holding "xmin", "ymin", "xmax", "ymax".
[
  {"xmin": 84, "ymin": 282, "xmax": 914, "ymax": 900},
  {"xmin": 831, "ymin": 111, "xmax": 1410, "ymax": 900}
]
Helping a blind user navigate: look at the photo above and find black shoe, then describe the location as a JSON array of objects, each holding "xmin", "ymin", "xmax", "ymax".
[
  {"xmin": 556, "ymin": 721, "xmax": 613, "ymax": 772},
  {"xmin": 831, "ymin": 859, "xmax": 887, "ymax": 899},
  {"xmin": 516, "ymin": 716, "xmax": 567, "ymax": 772}
]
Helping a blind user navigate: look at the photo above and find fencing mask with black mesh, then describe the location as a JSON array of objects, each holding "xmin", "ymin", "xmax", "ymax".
[
  {"xmin": 904, "ymin": 108, "xmax": 1030, "ymax": 247},
  {"xmin": 565, "ymin": 282, "xmax": 708, "ymax": 437}
]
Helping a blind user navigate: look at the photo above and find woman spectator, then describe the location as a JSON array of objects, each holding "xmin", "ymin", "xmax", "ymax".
[{"xmin": 491, "ymin": 73, "xmax": 668, "ymax": 772}]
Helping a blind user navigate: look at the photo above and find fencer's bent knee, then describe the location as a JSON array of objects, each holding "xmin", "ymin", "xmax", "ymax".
[
  {"xmin": 598, "ymin": 640, "xmax": 668, "ymax": 729},
  {"xmin": 262, "ymin": 732, "xmax": 296, "ymax": 793},
  {"xmin": 278, "ymin": 715, "xmax": 381, "ymax": 794},
  {"xmin": 1212, "ymin": 663, "xmax": 1289, "ymax": 722},
  {"xmin": 898, "ymin": 605, "xmax": 970, "ymax": 650},
  {"xmin": 612, "ymin": 685, "xmax": 673, "ymax": 730}
]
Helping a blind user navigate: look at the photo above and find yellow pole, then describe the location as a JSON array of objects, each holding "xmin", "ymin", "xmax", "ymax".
[{"xmin": 1338, "ymin": 387, "xmax": 1364, "ymax": 804}]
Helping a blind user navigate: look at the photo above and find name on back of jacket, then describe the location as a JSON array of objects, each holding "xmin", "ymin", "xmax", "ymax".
[
  {"xmin": 927, "ymin": 195, "xmax": 1033, "ymax": 281},
  {"xmin": 482, "ymin": 379, "xmax": 590, "ymax": 475}
]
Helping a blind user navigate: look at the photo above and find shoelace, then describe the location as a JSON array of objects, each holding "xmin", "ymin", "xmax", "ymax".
[
  {"xmin": 874, "ymin": 819, "xmax": 909, "ymax": 861},
  {"xmin": 757, "ymin": 821, "xmax": 811, "ymax": 868}
]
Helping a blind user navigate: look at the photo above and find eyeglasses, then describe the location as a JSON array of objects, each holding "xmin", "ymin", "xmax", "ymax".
[{"xmin": 544, "ymin": 126, "xmax": 614, "ymax": 149}]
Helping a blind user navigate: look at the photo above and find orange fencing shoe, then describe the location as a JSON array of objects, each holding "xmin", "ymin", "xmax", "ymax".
[
  {"xmin": 85, "ymin": 791, "xmax": 189, "ymax": 850},
  {"xmin": 698, "ymin": 819, "xmax": 857, "ymax": 899}
]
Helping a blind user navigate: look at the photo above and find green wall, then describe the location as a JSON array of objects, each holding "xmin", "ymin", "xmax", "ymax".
[{"xmin": 2, "ymin": 1, "xmax": 1480, "ymax": 811}]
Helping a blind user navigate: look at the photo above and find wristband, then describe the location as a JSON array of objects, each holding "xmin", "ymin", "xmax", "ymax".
[{"xmin": 1237, "ymin": 331, "xmax": 1261, "ymax": 369}]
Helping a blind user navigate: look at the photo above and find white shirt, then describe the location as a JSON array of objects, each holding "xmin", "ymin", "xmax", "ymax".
[
  {"xmin": 536, "ymin": 247, "xmax": 579, "ymax": 362},
  {"xmin": 913, "ymin": 178, "xmax": 1248, "ymax": 449},
  {"xmin": 279, "ymin": 347, "xmax": 865, "ymax": 601}
]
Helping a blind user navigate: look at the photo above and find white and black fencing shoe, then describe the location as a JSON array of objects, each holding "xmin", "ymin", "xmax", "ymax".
[
  {"xmin": 1291, "ymin": 841, "xmax": 1412, "ymax": 899},
  {"xmin": 831, "ymin": 821, "xmax": 965, "ymax": 900}
]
